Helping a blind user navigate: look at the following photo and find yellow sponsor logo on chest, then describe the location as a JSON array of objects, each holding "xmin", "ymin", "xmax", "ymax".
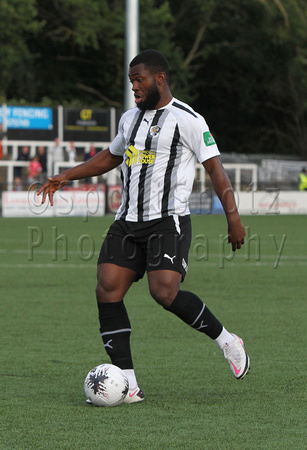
[
  {"xmin": 125, "ymin": 145, "xmax": 138, "ymax": 167},
  {"xmin": 139, "ymin": 150, "xmax": 156, "ymax": 164},
  {"xmin": 125, "ymin": 145, "xmax": 156, "ymax": 166}
]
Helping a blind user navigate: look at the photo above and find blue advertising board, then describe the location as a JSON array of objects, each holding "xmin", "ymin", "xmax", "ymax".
[{"xmin": 0, "ymin": 106, "xmax": 53, "ymax": 130}]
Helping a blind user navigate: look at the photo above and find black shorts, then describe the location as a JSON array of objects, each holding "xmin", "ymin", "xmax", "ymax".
[{"xmin": 97, "ymin": 215, "xmax": 192, "ymax": 281}]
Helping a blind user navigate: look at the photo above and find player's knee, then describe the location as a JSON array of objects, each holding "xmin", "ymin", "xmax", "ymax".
[
  {"xmin": 149, "ymin": 283, "xmax": 177, "ymax": 308},
  {"xmin": 95, "ymin": 281, "xmax": 106, "ymax": 302},
  {"xmin": 96, "ymin": 279, "xmax": 116, "ymax": 302}
]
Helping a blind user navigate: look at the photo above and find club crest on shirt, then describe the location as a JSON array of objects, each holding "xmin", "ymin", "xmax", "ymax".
[{"xmin": 149, "ymin": 125, "xmax": 161, "ymax": 137}]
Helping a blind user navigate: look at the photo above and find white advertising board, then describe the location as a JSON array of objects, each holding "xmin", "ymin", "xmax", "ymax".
[
  {"xmin": 237, "ymin": 191, "xmax": 307, "ymax": 215},
  {"xmin": 2, "ymin": 189, "xmax": 105, "ymax": 218},
  {"xmin": 2, "ymin": 189, "xmax": 307, "ymax": 217}
]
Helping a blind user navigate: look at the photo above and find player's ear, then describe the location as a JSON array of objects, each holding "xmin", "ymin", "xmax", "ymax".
[{"xmin": 156, "ymin": 72, "xmax": 167, "ymax": 85}]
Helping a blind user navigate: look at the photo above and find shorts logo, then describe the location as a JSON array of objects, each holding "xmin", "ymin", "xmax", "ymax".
[
  {"xmin": 149, "ymin": 125, "xmax": 161, "ymax": 137},
  {"xmin": 203, "ymin": 131, "xmax": 216, "ymax": 146},
  {"xmin": 164, "ymin": 253, "xmax": 176, "ymax": 264},
  {"xmin": 125, "ymin": 145, "xmax": 156, "ymax": 166}
]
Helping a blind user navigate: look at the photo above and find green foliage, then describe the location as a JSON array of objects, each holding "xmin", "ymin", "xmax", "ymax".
[
  {"xmin": 256, "ymin": 0, "xmax": 307, "ymax": 157},
  {"xmin": 0, "ymin": 0, "xmax": 42, "ymax": 101},
  {"xmin": 30, "ymin": 0, "xmax": 126, "ymax": 106},
  {"xmin": 166, "ymin": 0, "xmax": 307, "ymax": 156}
]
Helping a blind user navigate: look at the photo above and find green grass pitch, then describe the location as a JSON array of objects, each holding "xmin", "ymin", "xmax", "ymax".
[{"xmin": 0, "ymin": 214, "xmax": 306, "ymax": 449}]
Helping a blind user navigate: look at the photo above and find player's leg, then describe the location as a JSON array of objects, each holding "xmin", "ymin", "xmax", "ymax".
[
  {"xmin": 86, "ymin": 263, "xmax": 143, "ymax": 404},
  {"xmin": 95, "ymin": 221, "xmax": 146, "ymax": 402},
  {"xmin": 96, "ymin": 263, "xmax": 144, "ymax": 401},
  {"xmin": 148, "ymin": 270, "xmax": 250, "ymax": 379},
  {"xmin": 148, "ymin": 269, "xmax": 224, "ymax": 341},
  {"xmin": 146, "ymin": 214, "xmax": 226, "ymax": 341},
  {"xmin": 146, "ymin": 215, "xmax": 250, "ymax": 380},
  {"xmin": 96, "ymin": 263, "xmax": 136, "ymax": 374},
  {"xmin": 96, "ymin": 262, "xmax": 136, "ymax": 303}
]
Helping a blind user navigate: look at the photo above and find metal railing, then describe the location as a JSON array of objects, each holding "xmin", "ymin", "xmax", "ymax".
[{"xmin": 0, "ymin": 160, "xmax": 121, "ymax": 191}]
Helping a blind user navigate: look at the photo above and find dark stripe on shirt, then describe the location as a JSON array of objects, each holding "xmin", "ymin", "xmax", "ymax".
[
  {"xmin": 137, "ymin": 109, "xmax": 164, "ymax": 221},
  {"xmin": 172, "ymin": 101, "xmax": 197, "ymax": 118},
  {"xmin": 161, "ymin": 124, "xmax": 180, "ymax": 216},
  {"xmin": 121, "ymin": 110, "xmax": 145, "ymax": 220}
]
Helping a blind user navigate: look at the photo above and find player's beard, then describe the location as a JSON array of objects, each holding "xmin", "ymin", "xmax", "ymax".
[{"xmin": 137, "ymin": 81, "xmax": 161, "ymax": 111}]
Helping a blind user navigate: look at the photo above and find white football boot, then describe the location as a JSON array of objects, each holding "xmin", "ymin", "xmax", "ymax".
[
  {"xmin": 222, "ymin": 334, "xmax": 250, "ymax": 379},
  {"xmin": 123, "ymin": 386, "xmax": 144, "ymax": 404},
  {"xmin": 86, "ymin": 386, "xmax": 144, "ymax": 405}
]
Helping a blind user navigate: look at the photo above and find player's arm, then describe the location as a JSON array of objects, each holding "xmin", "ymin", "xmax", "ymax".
[
  {"xmin": 202, "ymin": 156, "xmax": 246, "ymax": 251},
  {"xmin": 37, "ymin": 148, "xmax": 123, "ymax": 206}
]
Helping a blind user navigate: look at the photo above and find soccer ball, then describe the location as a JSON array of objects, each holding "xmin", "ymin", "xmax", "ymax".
[{"xmin": 84, "ymin": 364, "xmax": 129, "ymax": 407}]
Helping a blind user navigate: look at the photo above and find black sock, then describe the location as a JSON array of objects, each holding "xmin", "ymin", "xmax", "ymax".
[
  {"xmin": 165, "ymin": 290, "xmax": 223, "ymax": 339},
  {"xmin": 98, "ymin": 301, "xmax": 134, "ymax": 370}
]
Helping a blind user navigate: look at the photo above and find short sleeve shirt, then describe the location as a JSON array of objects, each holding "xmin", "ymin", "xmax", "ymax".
[{"xmin": 110, "ymin": 98, "xmax": 220, "ymax": 221}]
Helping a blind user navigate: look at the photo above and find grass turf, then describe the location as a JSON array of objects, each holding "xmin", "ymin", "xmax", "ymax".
[{"xmin": 0, "ymin": 214, "xmax": 306, "ymax": 449}]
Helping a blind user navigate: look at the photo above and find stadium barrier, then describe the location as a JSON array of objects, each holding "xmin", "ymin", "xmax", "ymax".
[
  {"xmin": 2, "ymin": 187, "xmax": 307, "ymax": 217},
  {"xmin": 1, "ymin": 158, "xmax": 307, "ymax": 217}
]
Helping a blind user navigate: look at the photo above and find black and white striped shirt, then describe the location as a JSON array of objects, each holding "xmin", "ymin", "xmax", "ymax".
[{"xmin": 109, "ymin": 98, "xmax": 220, "ymax": 222}]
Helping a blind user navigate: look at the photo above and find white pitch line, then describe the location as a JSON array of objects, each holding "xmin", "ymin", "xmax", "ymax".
[
  {"xmin": 0, "ymin": 261, "xmax": 307, "ymax": 269},
  {"xmin": 0, "ymin": 249, "xmax": 87, "ymax": 255},
  {"xmin": 0, "ymin": 264, "xmax": 97, "ymax": 269},
  {"xmin": 189, "ymin": 261, "xmax": 307, "ymax": 267},
  {"xmin": 1, "ymin": 249, "xmax": 306, "ymax": 260}
]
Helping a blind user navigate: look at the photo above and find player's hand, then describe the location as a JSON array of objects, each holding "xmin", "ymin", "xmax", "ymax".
[
  {"xmin": 36, "ymin": 176, "xmax": 69, "ymax": 206},
  {"xmin": 228, "ymin": 220, "xmax": 246, "ymax": 251}
]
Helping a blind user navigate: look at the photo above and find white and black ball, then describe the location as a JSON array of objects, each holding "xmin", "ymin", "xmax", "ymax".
[{"xmin": 84, "ymin": 364, "xmax": 129, "ymax": 407}]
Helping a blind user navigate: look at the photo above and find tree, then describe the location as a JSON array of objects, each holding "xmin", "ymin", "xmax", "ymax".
[
  {"xmin": 258, "ymin": 0, "xmax": 307, "ymax": 158},
  {"xmin": 32, "ymin": 0, "xmax": 126, "ymax": 106},
  {"xmin": 0, "ymin": 0, "xmax": 42, "ymax": 103},
  {"xmin": 163, "ymin": 0, "xmax": 307, "ymax": 157}
]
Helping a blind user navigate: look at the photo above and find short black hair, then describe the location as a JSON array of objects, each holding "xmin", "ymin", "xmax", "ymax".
[{"xmin": 130, "ymin": 49, "xmax": 169, "ymax": 82}]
